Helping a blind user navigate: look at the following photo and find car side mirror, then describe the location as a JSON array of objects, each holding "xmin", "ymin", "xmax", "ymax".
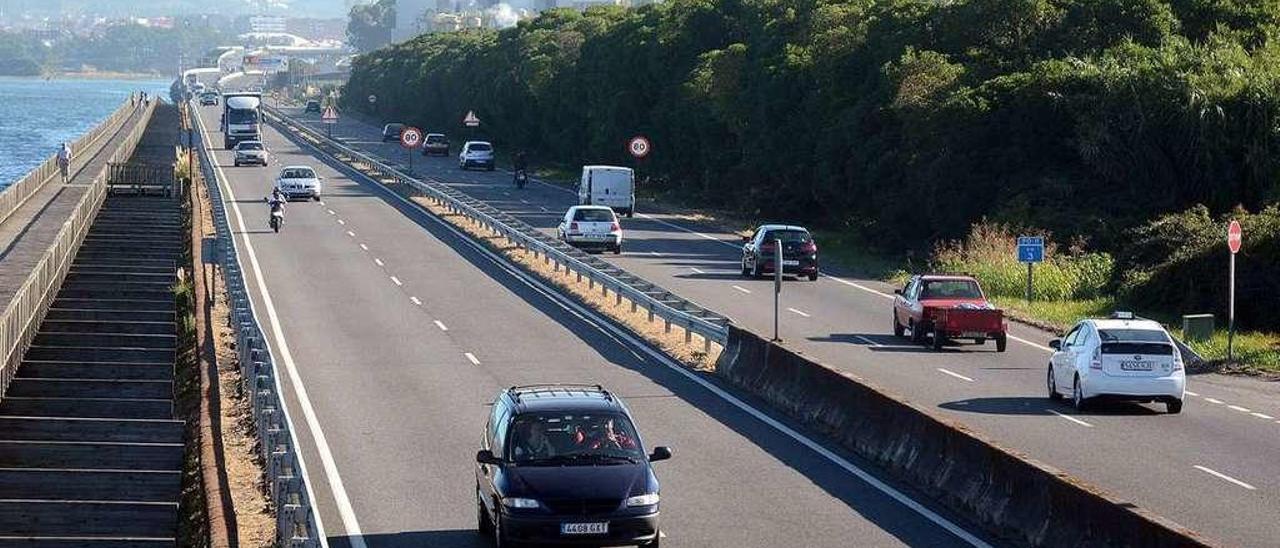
[
  {"xmin": 893, "ymin": 289, "xmax": 902, "ymax": 295},
  {"xmin": 1048, "ymin": 339, "xmax": 1061, "ymax": 351},
  {"xmin": 476, "ymin": 450, "xmax": 502, "ymax": 465},
  {"xmin": 741, "ymin": 235, "xmax": 750, "ymax": 242},
  {"xmin": 649, "ymin": 446, "xmax": 672, "ymax": 462}
]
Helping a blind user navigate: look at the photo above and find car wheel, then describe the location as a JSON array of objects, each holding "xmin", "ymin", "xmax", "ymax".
[
  {"xmin": 1047, "ymin": 365, "xmax": 1062, "ymax": 401},
  {"xmin": 751, "ymin": 259, "xmax": 763, "ymax": 279},
  {"xmin": 1072, "ymin": 376, "xmax": 1088, "ymax": 411},
  {"xmin": 613, "ymin": 245, "xmax": 622, "ymax": 255},
  {"xmin": 932, "ymin": 328, "xmax": 945, "ymax": 350},
  {"xmin": 995, "ymin": 334, "xmax": 1008, "ymax": 352},
  {"xmin": 493, "ymin": 509, "xmax": 518, "ymax": 548},
  {"xmin": 642, "ymin": 529, "xmax": 661, "ymax": 547},
  {"xmin": 1166, "ymin": 399, "xmax": 1184, "ymax": 414},
  {"xmin": 909, "ymin": 321, "xmax": 924, "ymax": 344},
  {"xmin": 892, "ymin": 313, "xmax": 905, "ymax": 338},
  {"xmin": 808, "ymin": 272, "xmax": 818, "ymax": 281},
  {"xmin": 741, "ymin": 259, "xmax": 751, "ymax": 277},
  {"xmin": 476, "ymin": 488, "xmax": 493, "ymax": 537},
  {"xmin": 313, "ymin": 195, "xmax": 321, "ymax": 202}
]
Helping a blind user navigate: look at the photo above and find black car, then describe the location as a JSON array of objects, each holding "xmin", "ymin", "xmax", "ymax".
[
  {"xmin": 304, "ymin": 99, "xmax": 321, "ymax": 113},
  {"xmin": 476, "ymin": 385, "xmax": 670, "ymax": 547},
  {"xmin": 741, "ymin": 224, "xmax": 819, "ymax": 281},
  {"xmin": 382, "ymin": 123, "xmax": 405, "ymax": 142}
]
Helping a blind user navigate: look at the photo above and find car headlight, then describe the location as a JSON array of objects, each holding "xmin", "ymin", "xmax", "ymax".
[
  {"xmin": 502, "ymin": 497, "xmax": 540, "ymax": 509},
  {"xmin": 625, "ymin": 493, "xmax": 659, "ymax": 507}
]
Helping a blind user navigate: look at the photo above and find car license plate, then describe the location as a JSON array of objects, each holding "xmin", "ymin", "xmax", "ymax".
[
  {"xmin": 782, "ymin": 260, "xmax": 800, "ymax": 266},
  {"xmin": 1120, "ymin": 361, "xmax": 1153, "ymax": 371},
  {"xmin": 961, "ymin": 331, "xmax": 986, "ymax": 338},
  {"xmin": 561, "ymin": 522, "xmax": 608, "ymax": 535}
]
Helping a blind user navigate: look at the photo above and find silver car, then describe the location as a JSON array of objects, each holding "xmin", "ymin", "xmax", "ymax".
[
  {"xmin": 274, "ymin": 165, "xmax": 322, "ymax": 201},
  {"xmin": 233, "ymin": 140, "xmax": 268, "ymax": 167},
  {"xmin": 458, "ymin": 141, "xmax": 495, "ymax": 171}
]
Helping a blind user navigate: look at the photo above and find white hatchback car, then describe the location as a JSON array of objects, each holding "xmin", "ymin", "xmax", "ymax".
[
  {"xmin": 274, "ymin": 165, "xmax": 322, "ymax": 201},
  {"xmin": 458, "ymin": 141, "xmax": 495, "ymax": 171},
  {"xmin": 557, "ymin": 205, "xmax": 622, "ymax": 254},
  {"xmin": 1047, "ymin": 313, "xmax": 1185, "ymax": 413}
]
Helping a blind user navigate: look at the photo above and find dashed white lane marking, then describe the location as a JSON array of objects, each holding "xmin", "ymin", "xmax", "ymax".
[
  {"xmin": 1250, "ymin": 412, "xmax": 1273, "ymax": 420},
  {"xmin": 937, "ymin": 368, "xmax": 974, "ymax": 383},
  {"xmin": 374, "ymin": 258, "xmax": 384, "ymax": 267},
  {"xmin": 787, "ymin": 308, "xmax": 811, "ymax": 318},
  {"xmin": 732, "ymin": 285, "xmax": 751, "ymax": 294},
  {"xmin": 690, "ymin": 267, "xmax": 705, "ymax": 274},
  {"xmin": 1228, "ymin": 405, "xmax": 1252, "ymax": 413},
  {"xmin": 855, "ymin": 335, "xmax": 882, "ymax": 347},
  {"xmin": 318, "ymin": 200, "xmax": 325, "ymax": 205},
  {"xmin": 346, "ymin": 230, "xmax": 355, "ymax": 237},
  {"xmin": 1193, "ymin": 465, "xmax": 1257, "ymax": 490},
  {"xmin": 434, "ymin": 320, "xmax": 448, "ymax": 331},
  {"xmin": 359, "ymin": 243, "xmax": 368, "ymax": 251},
  {"xmin": 1185, "ymin": 390, "xmax": 1200, "ymax": 397},
  {"xmin": 520, "ymin": 199, "xmax": 529, "ymax": 204},
  {"xmin": 390, "ymin": 276, "xmax": 402, "ymax": 286},
  {"xmin": 327, "ymin": 209, "xmax": 335, "ymax": 215},
  {"xmin": 464, "ymin": 352, "xmax": 480, "ymax": 366},
  {"xmin": 539, "ymin": 206, "xmax": 549, "ymax": 212},
  {"xmin": 410, "ymin": 296, "xmax": 422, "ymax": 306},
  {"xmin": 1205, "ymin": 398, "xmax": 1224, "ymax": 405},
  {"xmin": 337, "ymin": 219, "xmax": 346, "ymax": 225},
  {"xmin": 1048, "ymin": 410, "xmax": 1093, "ymax": 428}
]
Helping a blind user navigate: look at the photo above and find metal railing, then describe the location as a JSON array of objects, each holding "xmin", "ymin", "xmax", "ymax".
[
  {"xmin": 264, "ymin": 105, "xmax": 731, "ymax": 349},
  {"xmin": 0, "ymin": 99, "xmax": 158, "ymax": 397},
  {"xmin": 0, "ymin": 95, "xmax": 143, "ymax": 227},
  {"xmin": 190, "ymin": 103, "xmax": 320, "ymax": 547}
]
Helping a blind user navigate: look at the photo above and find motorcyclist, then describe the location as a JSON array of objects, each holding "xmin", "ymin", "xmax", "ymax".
[
  {"xmin": 266, "ymin": 189, "xmax": 286, "ymax": 228},
  {"xmin": 513, "ymin": 151, "xmax": 528, "ymax": 187}
]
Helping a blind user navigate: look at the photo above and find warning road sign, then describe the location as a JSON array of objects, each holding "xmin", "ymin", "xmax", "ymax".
[
  {"xmin": 628, "ymin": 135, "xmax": 651, "ymax": 159},
  {"xmin": 321, "ymin": 106, "xmax": 339, "ymax": 124},
  {"xmin": 400, "ymin": 126, "xmax": 423, "ymax": 149},
  {"xmin": 463, "ymin": 111, "xmax": 480, "ymax": 127}
]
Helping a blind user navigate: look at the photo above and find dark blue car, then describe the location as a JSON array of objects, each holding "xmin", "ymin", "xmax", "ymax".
[{"xmin": 476, "ymin": 385, "xmax": 671, "ymax": 547}]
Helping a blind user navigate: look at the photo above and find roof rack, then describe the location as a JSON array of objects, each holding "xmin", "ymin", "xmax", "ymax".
[{"xmin": 507, "ymin": 384, "xmax": 612, "ymax": 401}]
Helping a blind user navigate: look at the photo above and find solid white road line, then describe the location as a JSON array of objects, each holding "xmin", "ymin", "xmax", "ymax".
[
  {"xmin": 359, "ymin": 244, "xmax": 368, "ymax": 251},
  {"xmin": 1250, "ymin": 412, "xmax": 1273, "ymax": 420},
  {"xmin": 464, "ymin": 352, "xmax": 481, "ymax": 365},
  {"xmin": 390, "ymin": 276, "xmax": 402, "ymax": 286},
  {"xmin": 1228, "ymin": 405, "xmax": 1252, "ymax": 413},
  {"xmin": 732, "ymin": 285, "xmax": 751, "ymax": 294},
  {"xmin": 315, "ymin": 143, "xmax": 992, "ymax": 547},
  {"xmin": 197, "ymin": 114, "xmax": 353, "ymax": 547},
  {"xmin": 649, "ymin": 251, "xmax": 661, "ymax": 257},
  {"xmin": 410, "ymin": 296, "xmax": 422, "ymax": 306},
  {"xmin": 374, "ymin": 258, "xmax": 384, "ymax": 267},
  {"xmin": 937, "ymin": 368, "xmax": 974, "ymax": 383},
  {"xmin": 1184, "ymin": 390, "xmax": 1200, "ymax": 397},
  {"xmin": 1048, "ymin": 410, "xmax": 1093, "ymax": 428},
  {"xmin": 434, "ymin": 320, "xmax": 448, "ymax": 331},
  {"xmin": 1193, "ymin": 465, "xmax": 1257, "ymax": 490},
  {"xmin": 787, "ymin": 307, "xmax": 811, "ymax": 318},
  {"xmin": 1205, "ymin": 398, "xmax": 1224, "ymax": 405},
  {"xmin": 854, "ymin": 335, "xmax": 882, "ymax": 347},
  {"xmin": 690, "ymin": 267, "xmax": 705, "ymax": 275}
]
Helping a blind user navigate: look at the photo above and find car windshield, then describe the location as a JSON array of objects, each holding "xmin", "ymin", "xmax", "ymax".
[
  {"xmin": 280, "ymin": 168, "xmax": 315, "ymax": 179},
  {"xmin": 574, "ymin": 209, "xmax": 615, "ymax": 222},
  {"xmin": 426, "ymin": 135, "xmax": 446, "ymax": 143},
  {"xmin": 469, "ymin": 143, "xmax": 492, "ymax": 152},
  {"xmin": 507, "ymin": 412, "xmax": 644, "ymax": 465},
  {"xmin": 307, "ymin": 101, "xmax": 319, "ymax": 106},
  {"xmin": 228, "ymin": 109, "xmax": 258, "ymax": 125},
  {"xmin": 919, "ymin": 280, "xmax": 983, "ymax": 299},
  {"xmin": 237, "ymin": 142, "xmax": 263, "ymax": 151},
  {"xmin": 385, "ymin": 124, "xmax": 403, "ymax": 133},
  {"xmin": 762, "ymin": 229, "xmax": 811, "ymax": 243}
]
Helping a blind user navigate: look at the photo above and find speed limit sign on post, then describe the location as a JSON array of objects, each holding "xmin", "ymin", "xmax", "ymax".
[
  {"xmin": 400, "ymin": 127, "xmax": 423, "ymax": 149},
  {"xmin": 628, "ymin": 135, "xmax": 651, "ymax": 159}
]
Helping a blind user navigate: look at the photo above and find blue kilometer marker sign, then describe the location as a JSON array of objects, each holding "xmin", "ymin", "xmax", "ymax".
[{"xmin": 1017, "ymin": 236, "xmax": 1045, "ymax": 263}]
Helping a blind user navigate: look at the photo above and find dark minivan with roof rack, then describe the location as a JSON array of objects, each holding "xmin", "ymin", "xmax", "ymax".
[{"xmin": 476, "ymin": 384, "xmax": 671, "ymax": 547}]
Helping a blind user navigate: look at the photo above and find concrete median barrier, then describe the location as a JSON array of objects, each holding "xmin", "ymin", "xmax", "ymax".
[{"xmin": 715, "ymin": 326, "xmax": 1217, "ymax": 547}]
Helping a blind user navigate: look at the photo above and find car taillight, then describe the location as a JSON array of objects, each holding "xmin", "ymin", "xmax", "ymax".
[
  {"xmin": 1173, "ymin": 351, "xmax": 1184, "ymax": 371},
  {"xmin": 1090, "ymin": 348, "xmax": 1102, "ymax": 370},
  {"xmin": 570, "ymin": 222, "xmax": 578, "ymax": 231},
  {"xmin": 801, "ymin": 241, "xmax": 817, "ymax": 253},
  {"xmin": 610, "ymin": 222, "xmax": 621, "ymax": 232}
]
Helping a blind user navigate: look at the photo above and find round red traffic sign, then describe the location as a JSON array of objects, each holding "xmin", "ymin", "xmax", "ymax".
[
  {"xmin": 400, "ymin": 126, "xmax": 423, "ymax": 149},
  {"xmin": 628, "ymin": 135, "xmax": 651, "ymax": 159},
  {"xmin": 1228, "ymin": 220, "xmax": 1242, "ymax": 254}
]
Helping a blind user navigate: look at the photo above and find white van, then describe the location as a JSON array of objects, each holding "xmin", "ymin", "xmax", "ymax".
[{"xmin": 578, "ymin": 166, "xmax": 635, "ymax": 218}]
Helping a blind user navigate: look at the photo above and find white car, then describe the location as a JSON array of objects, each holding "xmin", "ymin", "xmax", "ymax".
[
  {"xmin": 233, "ymin": 140, "xmax": 268, "ymax": 167},
  {"xmin": 1047, "ymin": 313, "xmax": 1185, "ymax": 413},
  {"xmin": 458, "ymin": 141, "xmax": 495, "ymax": 171},
  {"xmin": 557, "ymin": 205, "xmax": 622, "ymax": 254},
  {"xmin": 274, "ymin": 165, "xmax": 322, "ymax": 201}
]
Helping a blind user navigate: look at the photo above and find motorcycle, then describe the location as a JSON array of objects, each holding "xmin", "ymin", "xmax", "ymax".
[
  {"xmin": 514, "ymin": 169, "xmax": 528, "ymax": 189},
  {"xmin": 270, "ymin": 210, "xmax": 283, "ymax": 233}
]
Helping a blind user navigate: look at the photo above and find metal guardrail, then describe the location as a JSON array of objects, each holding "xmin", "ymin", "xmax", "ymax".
[
  {"xmin": 190, "ymin": 103, "xmax": 320, "ymax": 547},
  {"xmin": 0, "ymin": 99, "xmax": 158, "ymax": 397},
  {"xmin": 263, "ymin": 105, "xmax": 730, "ymax": 349},
  {"xmin": 0, "ymin": 95, "xmax": 143, "ymax": 227}
]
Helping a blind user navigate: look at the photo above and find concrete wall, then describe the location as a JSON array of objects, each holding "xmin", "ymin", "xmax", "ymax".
[{"xmin": 714, "ymin": 326, "xmax": 1218, "ymax": 547}]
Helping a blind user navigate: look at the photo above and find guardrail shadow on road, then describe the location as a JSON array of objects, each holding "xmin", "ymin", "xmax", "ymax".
[{"xmin": 940, "ymin": 397, "xmax": 1166, "ymax": 417}]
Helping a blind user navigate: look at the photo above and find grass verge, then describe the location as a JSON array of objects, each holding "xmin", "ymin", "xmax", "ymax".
[{"xmin": 1185, "ymin": 331, "xmax": 1280, "ymax": 376}]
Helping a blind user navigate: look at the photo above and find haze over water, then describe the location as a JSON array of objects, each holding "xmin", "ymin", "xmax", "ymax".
[{"xmin": 0, "ymin": 76, "xmax": 171, "ymax": 188}]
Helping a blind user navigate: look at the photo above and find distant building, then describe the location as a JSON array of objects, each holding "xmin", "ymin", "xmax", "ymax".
[{"xmin": 250, "ymin": 16, "xmax": 287, "ymax": 33}]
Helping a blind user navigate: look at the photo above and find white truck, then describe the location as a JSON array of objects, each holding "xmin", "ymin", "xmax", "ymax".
[
  {"xmin": 221, "ymin": 92, "xmax": 262, "ymax": 150},
  {"xmin": 578, "ymin": 165, "xmax": 635, "ymax": 218}
]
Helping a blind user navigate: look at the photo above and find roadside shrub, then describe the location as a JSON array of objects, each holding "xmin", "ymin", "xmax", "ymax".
[{"xmin": 932, "ymin": 221, "xmax": 1114, "ymax": 302}]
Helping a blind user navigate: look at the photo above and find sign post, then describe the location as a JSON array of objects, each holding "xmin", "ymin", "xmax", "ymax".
[
  {"xmin": 321, "ymin": 106, "xmax": 339, "ymax": 138},
  {"xmin": 1017, "ymin": 236, "xmax": 1045, "ymax": 303},
  {"xmin": 773, "ymin": 238, "xmax": 783, "ymax": 342},
  {"xmin": 1227, "ymin": 220, "xmax": 1242, "ymax": 362},
  {"xmin": 400, "ymin": 126, "xmax": 423, "ymax": 173}
]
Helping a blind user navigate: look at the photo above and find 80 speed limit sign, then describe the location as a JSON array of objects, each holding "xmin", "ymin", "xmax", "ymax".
[
  {"xmin": 400, "ymin": 126, "xmax": 423, "ymax": 149},
  {"xmin": 628, "ymin": 135, "xmax": 651, "ymax": 159}
]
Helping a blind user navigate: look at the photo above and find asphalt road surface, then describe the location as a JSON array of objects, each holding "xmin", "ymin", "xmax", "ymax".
[
  {"xmin": 276, "ymin": 106, "xmax": 1280, "ymax": 547},
  {"xmin": 193, "ymin": 103, "xmax": 1007, "ymax": 547}
]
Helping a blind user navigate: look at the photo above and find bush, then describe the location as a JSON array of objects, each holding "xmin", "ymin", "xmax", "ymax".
[{"xmin": 932, "ymin": 222, "xmax": 1114, "ymax": 302}]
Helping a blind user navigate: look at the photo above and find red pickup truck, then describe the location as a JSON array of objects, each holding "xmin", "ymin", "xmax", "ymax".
[{"xmin": 892, "ymin": 274, "xmax": 1008, "ymax": 352}]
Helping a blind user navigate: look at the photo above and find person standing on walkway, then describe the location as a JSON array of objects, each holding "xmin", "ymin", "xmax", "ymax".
[{"xmin": 56, "ymin": 142, "xmax": 71, "ymax": 183}]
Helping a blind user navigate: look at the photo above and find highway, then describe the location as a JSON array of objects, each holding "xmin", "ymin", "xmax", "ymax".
[
  {"xmin": 277, "ymin": 106, "xmax": 1280, "ymax": 547},
  {"xmin": 192, "ymin": 103, "xmax": 1000, "ymax": 547}
]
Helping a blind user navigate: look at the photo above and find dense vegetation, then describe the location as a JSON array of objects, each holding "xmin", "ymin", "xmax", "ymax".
[
  {"xmin": 343, "ymin": 0, "xmax": 1280, "ymax": 332},
  {"xmin": 0, "ymin": 24, "xmax": 225, "ymax": 76}
]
